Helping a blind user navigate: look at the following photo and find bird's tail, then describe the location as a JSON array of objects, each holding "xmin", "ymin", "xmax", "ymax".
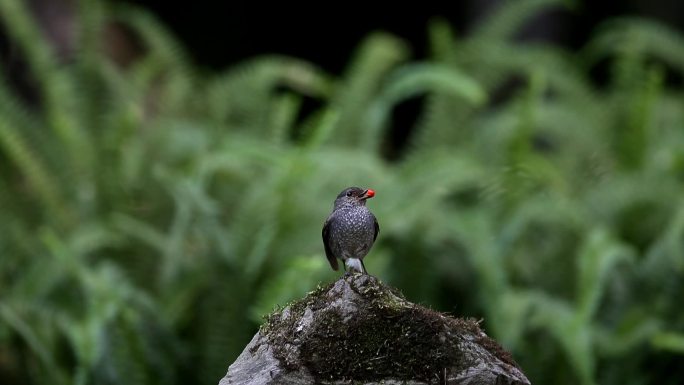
[{"xmin": 345, "ymin": 258, "xmax": 366, "ymax": 274}]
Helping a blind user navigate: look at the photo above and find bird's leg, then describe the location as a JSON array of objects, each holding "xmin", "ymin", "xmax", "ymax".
[
  {"xmin": 342, "ymin": 259, "xmax": 351, "ymax": 277},
  {"xmin": 345, "ymin": 258, "xmax": 365, "ymax": 274}
]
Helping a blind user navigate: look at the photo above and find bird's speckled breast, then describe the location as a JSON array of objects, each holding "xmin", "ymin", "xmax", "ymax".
[{"xmin": 329, "ymin": 206, "xmax": 375, "ymax": 259}]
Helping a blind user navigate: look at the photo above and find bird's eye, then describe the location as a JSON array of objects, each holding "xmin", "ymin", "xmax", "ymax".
[{"xmin": 346, "ymin": 191, "xmax": 353, "ymax": 197}]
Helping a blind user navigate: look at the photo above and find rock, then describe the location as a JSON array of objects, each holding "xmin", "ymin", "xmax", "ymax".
[{"xmin": 219, "ymin": 274, "xmax": 530, "ymax": 385}]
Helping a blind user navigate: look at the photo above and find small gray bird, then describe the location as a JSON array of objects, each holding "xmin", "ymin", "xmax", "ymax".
[{"xmin": 322, "ymin": 187, "xmax": 379, "ymax": 274}]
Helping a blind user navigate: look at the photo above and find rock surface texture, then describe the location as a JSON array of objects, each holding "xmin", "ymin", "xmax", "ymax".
[{"xmin": 219, "ymin": 274, "xmax": 530, "ymax": 385}]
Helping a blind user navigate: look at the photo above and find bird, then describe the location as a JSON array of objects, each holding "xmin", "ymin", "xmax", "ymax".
[{"xmin": 322, "ymin": 187, "xmax": 379, "ymax": 274}]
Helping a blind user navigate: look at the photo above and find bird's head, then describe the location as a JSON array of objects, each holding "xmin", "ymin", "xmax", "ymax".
[{"xmin": 334, "ymin": 186, "xmax": 375, "ymax": 209}]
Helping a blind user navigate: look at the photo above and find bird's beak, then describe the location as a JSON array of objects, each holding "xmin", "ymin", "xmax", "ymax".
[{"xmin": 360, "ymin": 189, "xmax": 375, "ymax": 200}]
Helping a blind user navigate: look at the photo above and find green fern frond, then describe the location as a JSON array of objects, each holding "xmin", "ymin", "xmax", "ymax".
[
  {"xmin": 0, "ymin": 303, "xmax": 69, "ymax": 385},
  {"xmin": 0, "ymin": 118, "xmax": 69, "ymax": 223},
  {"xmin": 0, "ymin": 0, "xmax": 95, "ymax": 190},
  {"xmin": 205, "ymin": 56, "xmax": 331, "ymax": 138},
  {"xmin": 328, "ymin": 32, "xmax": 409, "ymax": 146},
  {"xmin": 527, "ymin": 292, "xmax": 596, "ymax": 385},
  {"xmin": 428, "ymin": 18, "xmax": 458, "ymax": 62},
  {"xmin": 575, "ymin": 228, "xmax": 634, "ymax": 322},
  {"xmin": 365, "ymin": 62, "xmax": 486, "ymax": 151},
  {"xmin": 583, "ymin": 17, "xmax": 684, "ymax": 75},
  {"xmin": 651, "ymin": 332, "xmax": 684, "ymax": 354}
]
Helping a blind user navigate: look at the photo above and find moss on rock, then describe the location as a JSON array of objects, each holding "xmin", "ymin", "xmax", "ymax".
[{"xmin": 260, "ymin": 274, "xmax": 515, "ymax": 383}]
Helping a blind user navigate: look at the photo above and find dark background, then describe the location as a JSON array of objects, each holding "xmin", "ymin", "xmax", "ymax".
[{"xmin": 122, "ymin": 0, "xmax": 684, "ymax": 72}]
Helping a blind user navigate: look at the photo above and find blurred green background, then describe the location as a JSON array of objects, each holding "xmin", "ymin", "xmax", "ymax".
[{"xmin": 1, "ymin": 0, "xmax": 684, "ymax": 384}]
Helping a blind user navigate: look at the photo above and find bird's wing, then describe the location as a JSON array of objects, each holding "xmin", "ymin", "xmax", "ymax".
[
  {"xmin": 322, "ymin": 218, "xmax": 339, "ymax": 271},
  {"xmin": 373, "ymin": 214, "xmax": 379, "ymax": 242}
]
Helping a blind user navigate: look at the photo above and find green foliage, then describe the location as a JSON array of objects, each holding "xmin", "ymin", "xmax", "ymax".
[{"xmin": 0, "ymin": 1, "xmax": 683, "ymax": 384}]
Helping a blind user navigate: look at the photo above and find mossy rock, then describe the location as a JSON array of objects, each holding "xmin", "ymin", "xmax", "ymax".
[{"xmin": 219, "ymin": 274, "xmax": 530, "ymax": 385}]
